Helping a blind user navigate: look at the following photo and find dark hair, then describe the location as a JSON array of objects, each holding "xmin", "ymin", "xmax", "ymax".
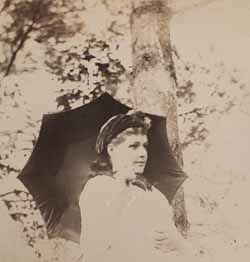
[
  {"xmin": 89, "ymin": 154, "xmax": 112, "ymax": 177},
  {"xmin": 110, "ymin": 126, "xmax": 147, "ymax": 146}
]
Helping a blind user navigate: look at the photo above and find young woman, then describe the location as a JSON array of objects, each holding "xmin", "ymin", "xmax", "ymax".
[{"xmin": 79, "ymin": 111, "xmax": 200, "ymax": 262}]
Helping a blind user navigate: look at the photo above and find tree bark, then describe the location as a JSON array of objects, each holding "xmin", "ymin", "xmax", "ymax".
[{"xmin": 130, "ymin": 0, "xmax": 189, "ymax": 235}]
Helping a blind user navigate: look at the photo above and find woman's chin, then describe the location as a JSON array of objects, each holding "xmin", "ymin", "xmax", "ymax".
[{"xmin": 133, "ymin": 168, "xmax": 145, "ymax": 176}]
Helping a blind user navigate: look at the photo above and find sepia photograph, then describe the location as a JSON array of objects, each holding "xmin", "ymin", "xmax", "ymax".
[{"xmin": 0, "ymin": 0, "xmax": 250, "ymax": 261}]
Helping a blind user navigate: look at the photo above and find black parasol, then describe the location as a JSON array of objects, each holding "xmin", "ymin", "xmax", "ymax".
[{"xmin": 18, "ymin": 92, "xmax": 187, "ymax": 243}]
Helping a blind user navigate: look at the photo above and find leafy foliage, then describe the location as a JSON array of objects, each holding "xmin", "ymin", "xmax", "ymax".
[
  {"xmin": 47, "ymin": 37, "xmax": 127, "ymax": 110},
  {"xmin": 0, "ymin": 0, "xmax": 85, "ymax": 75}
]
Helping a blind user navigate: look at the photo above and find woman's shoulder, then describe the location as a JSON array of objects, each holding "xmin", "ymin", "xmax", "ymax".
[
  {"xmin": 80, "ymin": 175, "xmax": 115, "ymax": 200},
  {"xmin": 150, "ymin": 186, "xmax": 172, "ymax": 206},
  {"xmin": 86, "ymin": 174, "xmax": 115, "ymax": 188}
]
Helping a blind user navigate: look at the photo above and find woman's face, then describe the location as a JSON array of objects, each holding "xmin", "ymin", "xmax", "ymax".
[{"xmin": 107, "ymin": 128, "xmax": 148, "ymax": 176}]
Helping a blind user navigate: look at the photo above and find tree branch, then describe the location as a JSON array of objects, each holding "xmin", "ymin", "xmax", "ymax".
[
  {"xmin": 0, "ymin": 190, "xmax": 29, "ymax": 198},
  {"xmin": 4, "ymin": 22, "xmax": 35, "ymax": 76},
  {"xmin": 178, "ymin": 107, "xmax": 208, "ymax": 117},
  {"xmin": 107, "ymin": 21, "xmax": 123, "ymax": 36},
  {"xmin": 0, "ymin": 0, "xmax": 13, "ymax": 14},
  {"xmin": 4, "ymin": 0, "xmax": 43, "ymax": 76},
  {"xmin": 0, "ymin": 163, "xmax": 20, "ymax": 173}
]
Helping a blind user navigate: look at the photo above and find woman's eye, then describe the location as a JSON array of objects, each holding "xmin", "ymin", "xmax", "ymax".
[{"xmin": 129, "ymin": 144, "xmax": 138, "ymax": 149}]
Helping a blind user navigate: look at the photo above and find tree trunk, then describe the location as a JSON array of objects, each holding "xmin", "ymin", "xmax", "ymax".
[{"xmin": 130, "ymin": 0, "xmax": 189, "ymax": 235}]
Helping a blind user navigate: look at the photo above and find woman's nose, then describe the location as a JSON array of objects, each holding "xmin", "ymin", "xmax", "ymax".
[{"xmin": 138, "ymin": 146, "xmax": 147, "ymax": 158}]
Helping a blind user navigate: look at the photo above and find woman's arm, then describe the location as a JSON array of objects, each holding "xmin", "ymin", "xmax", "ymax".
[{"xmin": 79, "ymin": 176, "xmax": 118, "ymax": 261}]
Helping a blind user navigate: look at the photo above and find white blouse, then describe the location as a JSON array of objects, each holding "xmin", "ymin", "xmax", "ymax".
[{"xmin": 79, "ymin": 175, "xmax": 193, "ymax": 262}]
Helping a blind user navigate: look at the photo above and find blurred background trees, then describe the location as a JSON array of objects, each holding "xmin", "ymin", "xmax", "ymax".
[{"xmin": 0, "ymin": 0, "xmax": 250, "ymax": 261}]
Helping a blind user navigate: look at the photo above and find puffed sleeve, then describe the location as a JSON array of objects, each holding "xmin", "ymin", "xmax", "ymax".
[{"xmin": 79, "ymin": 176, "xmax": 115, "ymax": 262}]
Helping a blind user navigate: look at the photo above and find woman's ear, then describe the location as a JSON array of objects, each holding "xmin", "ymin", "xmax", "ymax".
[{"xmin": 107, "ymin": 143, "xmax": 114, "ymax": 156}]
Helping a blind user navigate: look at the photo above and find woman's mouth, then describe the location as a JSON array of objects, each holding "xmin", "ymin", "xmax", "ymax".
[{"xmin": 134, "ymin": 161, "xmax": 145, "ymax": 166}]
